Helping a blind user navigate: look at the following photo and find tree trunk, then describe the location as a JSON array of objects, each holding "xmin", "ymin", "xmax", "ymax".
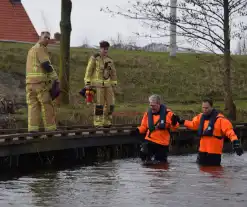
[
  {"xmin": 223, "ymin": 0, "xmax": 236, "ymax": 121},
  {"xmin": 59, "ymin": 0, "xmax": 72, "ymax": 105}
]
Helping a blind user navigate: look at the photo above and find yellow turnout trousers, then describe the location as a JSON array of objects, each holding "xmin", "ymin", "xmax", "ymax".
[
  {"xmin": 94, "ymin": 86, "xmax": 115, "ymax": 127},
  {"xmin": 26, "ymin": 82, "xmax": 57, "ymax": 132}
]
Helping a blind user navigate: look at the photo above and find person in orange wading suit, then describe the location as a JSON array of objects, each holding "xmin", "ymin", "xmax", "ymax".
[
  {"xmin": 173, "ymin": 98, "xmax": 243, "ymax": 166},
  {"xmin": 130, "ymin": 94, "xmax": 180, "ymax": 163}
]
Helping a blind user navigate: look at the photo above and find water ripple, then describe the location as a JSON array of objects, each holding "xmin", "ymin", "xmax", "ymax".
[{"xmin": 0, "ymin": 153, "xmax": 246, "ymax": 206}]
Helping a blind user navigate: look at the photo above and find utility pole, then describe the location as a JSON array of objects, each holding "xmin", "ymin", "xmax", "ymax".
[{"xmin": 169, "ymin": 0, "xmax": 177, "ymax": 57}]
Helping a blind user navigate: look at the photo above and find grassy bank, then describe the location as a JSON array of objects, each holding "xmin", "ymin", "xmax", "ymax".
[
  {"xmin": 12, "ymin": 100, "xmax": 247, "ymax": 129},
  {"xmin": 0, "ymin": 41, "xmax": 247, "ymax": 127}
]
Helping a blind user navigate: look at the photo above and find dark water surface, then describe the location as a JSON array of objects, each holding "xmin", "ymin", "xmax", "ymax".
[{"xmin": 0, "ymin": 153, "xmax": 247, "ymax": 207}]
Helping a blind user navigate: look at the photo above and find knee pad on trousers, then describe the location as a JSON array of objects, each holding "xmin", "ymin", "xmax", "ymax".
[
  {"xmin": 95, "ymin": 105, "xmax": 103, "ymax": 115},
  {"xmin": 109, "ymin": 105, "xmax": 114, "ymax": 115}
]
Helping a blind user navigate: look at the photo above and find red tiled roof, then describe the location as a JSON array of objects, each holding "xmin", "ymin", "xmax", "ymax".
[{"xmin": 0, "ymin": 0, "xmax": 39, "ymax": 43}]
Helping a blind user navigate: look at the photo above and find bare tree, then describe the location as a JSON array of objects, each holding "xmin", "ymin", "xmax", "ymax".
[
  {"xmin": 235, "ymin": 32, "xmax": 247, "ymax": 54},
  {"xmin": 101, "ymin": 0, "xmax": 247, "ymax": 120}
]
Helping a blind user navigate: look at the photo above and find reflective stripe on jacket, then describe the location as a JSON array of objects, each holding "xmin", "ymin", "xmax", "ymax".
[
  {"xmin": 84, "ymin": 53, "xmax": 117, "ymax": 87},
  {"xmin": 26, "ymin": 43, "xmax": 58, "ymax": 84}
]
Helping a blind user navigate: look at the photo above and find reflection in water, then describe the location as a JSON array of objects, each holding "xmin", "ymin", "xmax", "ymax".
[
  {"xmin": 199, "ymin": 165, "xmax": 224, "ymax": 178},
  {"xmin": 29, "ymin": 171, "xmax": 60, "ymax": 207},
  {"xmin": 142, "ymin": 162, "xmax": 170, "ymax": 171},
  {"xmin": 0, "ymin": 153, "xmax": 246, "ymax": 207}
]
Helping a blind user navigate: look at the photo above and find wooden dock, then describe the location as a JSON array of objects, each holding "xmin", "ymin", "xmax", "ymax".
[
  {"xmin": 0, "ymin": 123, "xmax": 246, "ymax": 171},
  {"xmin": 0, "ymin": 124, "xmax": 139, "ymax": 157}
]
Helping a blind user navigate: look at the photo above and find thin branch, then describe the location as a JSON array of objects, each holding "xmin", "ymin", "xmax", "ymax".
[
  {"xmin": 177, "ymin": 27, "xmax": 225, "ymax": 52},
  {"xmin": 177, "ymin": 17, "xmax": 225, "ymax": 44},
  {"xmin": 101, "ymin": 0, "xmax": 247, "ymax": 54},
  {"xmin": 229, "ymin": 1, "xmax": 247, "ymax": 16},
  {"xmin": 113, "ymin": 3, "xmax": 225, "ymax": 44},
  {"xmin": 185, "ymin": 0, "xmax": 225, "ymax": 24}
]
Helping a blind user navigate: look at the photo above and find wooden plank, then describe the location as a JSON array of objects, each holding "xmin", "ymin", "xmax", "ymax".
[
  {"xmin": 0, "ymin": 129, "xmax": 238, "ymax": 158},
  {"xmin": 0, "ymin": 122, "xmax": 246, "ymax": 135},
  {"xmin": 0, "ymin": 125, "xmax": 245, "ymax": 157},
  {"xmin": 0, "ymin": 126, "xmax": 136, "ymax": 145},
  {"xmin": 0, "ymin": 124, "xmax": 138, "ymax": 134},
  {"xmin": 0, "ymin": 124, "xmax": 245, "ymax": 144},
  {"xmin": 0, "ymin": 123, "xmax": 244, "ymax": 157},
  {"xmin": 0, "ymin": 134, "xmax": 142, "ymax": 157}
]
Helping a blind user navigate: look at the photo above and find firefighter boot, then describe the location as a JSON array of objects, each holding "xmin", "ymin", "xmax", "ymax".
[
  {"xmin": 94, "ymin": 104, "xmax": 104, "ymax": 127},
  {"xmin": 103, "ymin": 105, "xmax": 114, "ymax": 127}
]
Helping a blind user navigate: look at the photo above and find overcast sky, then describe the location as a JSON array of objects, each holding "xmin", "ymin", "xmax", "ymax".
[
  {"xmin": 22, "ymin": 0, "xmax": 156, "ymax": 47},
  {"xmin": 22, "ymin": 0, "xmax": 245, "ymax": 52}
]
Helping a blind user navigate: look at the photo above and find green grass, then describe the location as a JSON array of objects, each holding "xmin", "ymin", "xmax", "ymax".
[{"xmin": 1, "ymin": 41, "xmax": 247, "ymax": 127}]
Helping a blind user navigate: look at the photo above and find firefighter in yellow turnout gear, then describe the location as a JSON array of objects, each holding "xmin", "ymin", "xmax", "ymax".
[
  {"xmin": 26, "ymin": 31, "xmax": 60, "ymax": 132},
  {"xmin": 84, "ymin": 41, "xmax": 118, "ymax": 127}
]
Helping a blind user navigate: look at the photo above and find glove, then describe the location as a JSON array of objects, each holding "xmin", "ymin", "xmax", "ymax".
[
  {"xmin": 172, "ymin": 115, "xmax": 185, "ymax": 125},
  {"xmin": 171, "ymin": 114, "xmax": 179, "ymax": 126},
  {"xmin": 79, "ymin": 88, "xmax": 86, "ymax": 98},
  {"xmin": 50, "ymin": 80, "xmax": 60, "ymax": 100},
  {"xmin": 232, "ymin": 140, "xmax": 244, "ymax": 156},
  {"xmin": 130, "ymin": 128, "xmax": 140, "ymax": 136}
]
